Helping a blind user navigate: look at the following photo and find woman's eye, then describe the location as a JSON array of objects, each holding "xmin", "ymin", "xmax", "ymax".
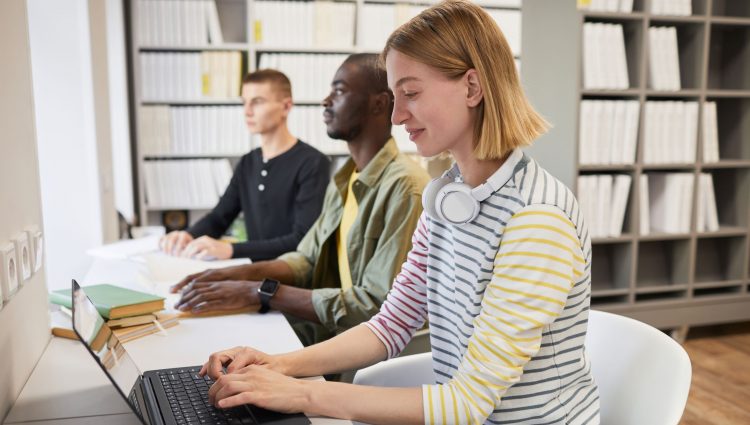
[{"xmin": 404, "ymin": 92, "xmax": 417, "ymax": 98}]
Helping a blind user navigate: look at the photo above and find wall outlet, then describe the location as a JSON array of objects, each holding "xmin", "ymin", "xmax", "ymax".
[
  {"xmin": 0, "ymin": 242, "xmax": 19, "ymax": 302},
  {"xmin": 24, "ymin": 225, "xmax": 43, "ymax": 273},
  {"xmin": 13, "ymin": 233, "xmax": 32, "ymax": 282}
]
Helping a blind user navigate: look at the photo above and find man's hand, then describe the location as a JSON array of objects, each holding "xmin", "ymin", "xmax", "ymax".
[
  {"xmin": 170, "ymin": 264, "xmax": 257, "ymax": 293},
  {"xmin": 181, "ymin": 236, "xmax": 233, "ymax": 260},
  {"xmin": 174, "ymin": 280, "xmax": 261, "ymax": 313},
  {"xmin": 160, "ymin": 231, "xmax": 194, "ymax": 256}
]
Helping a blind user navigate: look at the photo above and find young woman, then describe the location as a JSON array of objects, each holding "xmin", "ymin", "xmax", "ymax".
[{"xmin": 198, "ymin": 1, "xmax": 600, "ymax": 423}]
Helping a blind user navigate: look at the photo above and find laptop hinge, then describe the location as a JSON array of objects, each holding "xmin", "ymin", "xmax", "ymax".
[{"xmin": 142, "ymin": 375, "xmax": 167, "ymax": 425}]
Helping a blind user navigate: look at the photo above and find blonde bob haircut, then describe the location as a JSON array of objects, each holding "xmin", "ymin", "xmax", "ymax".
[{"xmin": 382, "ymin": 0, "xmax": 549, "ymax": 160}]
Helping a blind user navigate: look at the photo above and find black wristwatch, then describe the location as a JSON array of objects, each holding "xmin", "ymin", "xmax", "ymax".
[{"xmin": 257, "ymin": 278, "xmax": 280, "ymax": 314}]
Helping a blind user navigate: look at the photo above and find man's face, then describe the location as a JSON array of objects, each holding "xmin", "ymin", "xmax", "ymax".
[
  {"xmin": 241, "ymin": 82, "xmax": 290, "ymax": 135},
  {"xmin": 322, "ymin": 62, "xmax": 370, "ymax": 141}
]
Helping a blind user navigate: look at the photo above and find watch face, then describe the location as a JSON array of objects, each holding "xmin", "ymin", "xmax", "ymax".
[{"xmin": 260, "ymin": 279, "xmax": 279, "ymax": 295}]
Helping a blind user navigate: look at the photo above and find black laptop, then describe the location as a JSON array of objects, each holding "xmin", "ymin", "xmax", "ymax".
[{"xmin": 70, "ymin": 279, "xmax": 310, "ymax": 425}]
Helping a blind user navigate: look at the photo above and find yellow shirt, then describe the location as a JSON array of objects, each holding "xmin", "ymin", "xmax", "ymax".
[{"xmin": 336, "ymin": 170, "xmax": 359, "ymax": 291}]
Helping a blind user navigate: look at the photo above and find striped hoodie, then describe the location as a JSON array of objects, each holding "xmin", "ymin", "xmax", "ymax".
[{"xmin": 365, "ymin": 150, "xmax": 600, "ymax": 424}]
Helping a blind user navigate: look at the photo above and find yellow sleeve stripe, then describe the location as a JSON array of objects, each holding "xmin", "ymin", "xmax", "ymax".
[
  {"xmin": 494, "ymin": 273, "xmax": 570, "ymax": 294},
  {"xmin": 511, "ymin": 210, "xmax": 575, "ymax": 228},
  {"xmin": 474, "ymin": 336, "xmax": 518, "ymax": 366},
  {"xmin": 488, "ymin": 301, "xmax": 544, "ymax": 327},
  {"xmin": 477, "ymin": 315, "xmax": 541, "ymax": 345},
  {"xmin": 449, "ymin": 384, "xmax": 460, "ymax": 424},
  {"xmin": 504, "ymin": 224, "xmax": 579, "ymax": 246},
  {"xmin": 466, "ymin": 353, "xmax": 515, "ymax": 384},
  {"xmin": 457, "ymin": 375, "xmax": 494, "ymax": 407},
  {"xmin": 427, "ymin": 386, "xmax": 435, "ymax": 425},
  {"xmin": 476, "ymin": 332, "xmax": 529, "ymax": 363},
  {"xmin": 453, "ymin": 380, "xmax": 485, "ymax": 416},
  {"xmin": 501, "ymin": 238, "xmax": 585, "ymax": 263},
  {"xmin": 488, "ymin": 285, "xmax": 566, "ymax": 307},
  {"xmin": 496, "ymin": 251, "xmax": 579, "ymax": 267},
  {"xmin": 502, "ymin": 298, "xmax": 559, "ymax": 317},
  {"xmin": 497, "ymin": 263, "xmax": 572, "ymax": 281},
  {"xmin": 439, "ymin": 385, "xmax": 447, "ymax": 424}
]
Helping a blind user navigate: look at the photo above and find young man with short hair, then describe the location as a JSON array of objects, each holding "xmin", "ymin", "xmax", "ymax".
[{"xmin": 160, "ymin": 70, "xmax": 330, "ymax": 261}]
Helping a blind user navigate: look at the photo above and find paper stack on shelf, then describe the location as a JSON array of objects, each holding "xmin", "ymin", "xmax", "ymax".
[
  {"xmin": 143, "ymin": 159, "xmax": 233, "ymax": 209},
  {"xmin": 641, "ymin": 172, "xmax": 694, "ymax": 234},
  {"xmin": 137, "ymin": 0, "xmax": 224, "ymax": 46},
  {"xmin": 140, "ymin": 51, "xmax": 241, "ymax": 101},
  {"xmin": 648, "ymin": 26, "xmax": 681, "ymax": 91},
  {"xmin": 577, "ymin": 174, "xmax": 632, "ymax": 238},
  {"xmin": 582, "ymin": 22, "xmax": 629, "ymax": 90},
  {"xmin": 696, "ymin": 173, "xmax": 720, "ymax": 233},
  {"xmin": 650, "ymin": 0, "xmax": 692, "ymax": 16},
  {"xmin": 642, "ymin": 101, "xmax": 698, "ymax": 164},
  {"xmin": 253, "ymin": 0, "xmax": 355, "ymax": 48},
  {"xmin": 702, "ymin": 101, "xmax": 720, "ymax": 163},
  {"xmin": 579, "ymin": 100, "xmax": 639, "ymax": 165},
  {"xmin": 140, "ymin": 105, "xmax": 252, "ymax": 156},
  {"xmin": 258, "ymin": 53, "xmax": 348, "ymax": 102},
  {"xmin": 579, "ymin": 0, "xmax": 634, "ymax": 13}
]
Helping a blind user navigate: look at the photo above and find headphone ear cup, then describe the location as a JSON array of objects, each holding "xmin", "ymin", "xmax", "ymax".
[
  {"xmin": 435, "ymin": 182, "xmax": 479, "ymax": 225},
  {"xmin": 422, "ymin": 176, "xmax": 452, "ymax": 221}
]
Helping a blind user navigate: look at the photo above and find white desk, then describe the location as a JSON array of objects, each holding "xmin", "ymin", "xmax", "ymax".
[{"xmin": 4, "ymin": 256, "xmax": 350, "ymax": 425}]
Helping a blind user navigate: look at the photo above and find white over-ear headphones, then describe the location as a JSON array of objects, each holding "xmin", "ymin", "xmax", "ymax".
[{"xmin": 422, "ymin": 149, "xmax": 524, "ymax": 225}]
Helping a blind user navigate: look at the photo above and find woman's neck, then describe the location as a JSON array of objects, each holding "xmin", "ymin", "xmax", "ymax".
[{"xmin": 451, "ymin": 146, "xmax": 509, "ymax": 188}]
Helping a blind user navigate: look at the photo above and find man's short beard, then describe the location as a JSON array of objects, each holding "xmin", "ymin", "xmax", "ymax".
[{"xmin": 327, "ymin": 123, "xmax": 362, "ymax": 142}]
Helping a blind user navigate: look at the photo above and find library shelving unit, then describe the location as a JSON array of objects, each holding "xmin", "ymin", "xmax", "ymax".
[
  {"xmin": 522, "ymin": 0, "xmax": 750, "ymax": 332},
  {"xmin": 124, "ymin": 0, "xmax": 522, "ymax": 227}
]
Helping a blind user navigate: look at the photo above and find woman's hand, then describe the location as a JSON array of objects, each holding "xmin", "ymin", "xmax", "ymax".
[
  {"xmin": 199, "ymin": 346, "xmax": 288, "ymax": 380},
  {"xmin": 208, "ymin": 366, "xmax": 312, "ymax": 413}
]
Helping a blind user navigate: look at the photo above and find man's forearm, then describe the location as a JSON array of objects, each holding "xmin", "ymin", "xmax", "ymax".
[
  {"xmin": 246, "ymin": 260, "xmax": 296, "ymax": 285},
  {"xmin": 268, "ymin": 284, "xmax": 319, "ymax": 324}
]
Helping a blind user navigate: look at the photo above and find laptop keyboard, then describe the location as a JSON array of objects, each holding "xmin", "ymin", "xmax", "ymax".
[{"xmin": 157, "ymin": 366, "xmax": 256, "ymax": 425}]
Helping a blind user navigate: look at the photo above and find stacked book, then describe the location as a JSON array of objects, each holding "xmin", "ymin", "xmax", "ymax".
[
  {"xmin": 650, "ymin": 0, "xmax": 692, "ymax": 16},
  {"xmin": 639, "ymin": 173, "xmax": 694, "ymax": 235},
  {"xmin": 648, "ymin": 26, "xmax": 681, "ymax": 91},
  {"xmin": 49, "ymin": 284, "xmax": 179, "ymax": 345},
  {"xmin": 144, "ymin": 159, "xmax": 233, "ymax": 209},
  {"xmin": 702, "ymin": 101, "xmax": 720, "ymax": 163},
  {"xmin": 253, "ymin": 0, "xmax": 355, "ymax": 48},
  {"xmin": 139, "ymin": 105, "xmax": 252, "ymax": 156},
  {"xmin": 258, "ymin": 53, "xmax": 349, "ymax": 102},
  {"xmin": 642, "ymin": 101, "xmax": 699, "ymax": 164},
  {"xmin": 579, "ymin": 0, "xmax": 635, "ymax": 12},
  {"xmin": 577, "ymin": 174, "xmax": 632, "ymax": 238},
  {"xmin": 140, "ymin": 51, "xmax": 242, "ymax": 101},
  {"xmin": 579, "ymin": 100, "xmax": 640, "ymax": 165},
  {"xmin": 583, "ymin": 22, "xmax": 630, "ymax": 90},
  {"xmin": 136, "ymin": 0, "xmax": 224, "ymax": 46},
  {"xmin": 696, "ymin": 173, "xmax": 720, "ymax": 232}
]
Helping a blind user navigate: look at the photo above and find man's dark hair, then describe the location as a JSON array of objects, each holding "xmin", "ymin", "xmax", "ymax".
[{"xmin": 344, "ymin": 53, "xmax": 394, "ymax": 116}]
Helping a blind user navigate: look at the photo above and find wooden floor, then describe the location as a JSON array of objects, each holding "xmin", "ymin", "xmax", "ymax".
[{"xmin": 679, "ymin": 322, "xmax": 750, "ymax": 425}]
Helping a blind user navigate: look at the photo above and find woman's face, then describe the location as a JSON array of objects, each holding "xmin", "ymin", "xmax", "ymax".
[{"xmin": 386, "ymin": 50, "xmax": 478, "ymax": 158}]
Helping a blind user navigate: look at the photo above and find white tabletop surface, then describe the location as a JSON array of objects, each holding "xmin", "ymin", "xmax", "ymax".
[{"xmin": 4, "ymin": 254, "xmax": 350, "ymax": 425}]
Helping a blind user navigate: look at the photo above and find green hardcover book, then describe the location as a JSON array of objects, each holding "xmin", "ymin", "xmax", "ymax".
[{"xmin": 49, "ymin": 284, "xmax": 165, "ymax": 319}]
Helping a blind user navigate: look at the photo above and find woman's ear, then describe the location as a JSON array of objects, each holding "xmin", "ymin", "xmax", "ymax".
[{"xmin": 465, "ymin": 69, "xmax": 483, "ymax": 107}]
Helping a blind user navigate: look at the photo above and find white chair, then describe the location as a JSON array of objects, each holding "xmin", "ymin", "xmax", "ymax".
[
  {"xmin": 585, "ymin": 310, "xmax": 692, "ymax": 425},
  {"xmin": 353, "ymin": 351, "xmax": 433, "ymax": 387},
  {"xmin": 354, "ymin": 310, "xmax": 692, "ymax": 425}
]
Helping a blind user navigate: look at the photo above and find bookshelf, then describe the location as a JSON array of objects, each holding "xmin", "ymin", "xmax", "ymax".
[
  {"xmin": 522, "ymin": 0, "xmax": 750, "ymax": 330},
  {"xmin": 125, "ymin": 0, "xmax": 521, "ymax": 227}
]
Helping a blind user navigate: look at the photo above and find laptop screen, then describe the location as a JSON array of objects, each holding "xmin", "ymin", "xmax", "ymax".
[{"xmin": 71, "ymin": 280, "xmax": 145, "ymax": 422}]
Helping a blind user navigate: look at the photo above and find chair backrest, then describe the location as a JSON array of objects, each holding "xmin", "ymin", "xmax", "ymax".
[
  {"xmin": 353, "ymin": 311, "xmax": 692, "ymax": 425},
  {"xmin": 353, "ymin": 351, "xmax": 433, "ymax": 387},
  {"xmin": 585, "ymin": 310, "xmax": 692, "ymax": 425}
]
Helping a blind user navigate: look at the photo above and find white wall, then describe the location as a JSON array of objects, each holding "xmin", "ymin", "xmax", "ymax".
[
  {"xmin": 26, "ymin": 0, "xmax": 113, "ymax": 290},
  {"xmin": 0, "ymin": 0, "xmax": 53, "ymax": 419},
  {"xmin": 107, "ymin": 0, "xmax": 135, "ymax": 224}
]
